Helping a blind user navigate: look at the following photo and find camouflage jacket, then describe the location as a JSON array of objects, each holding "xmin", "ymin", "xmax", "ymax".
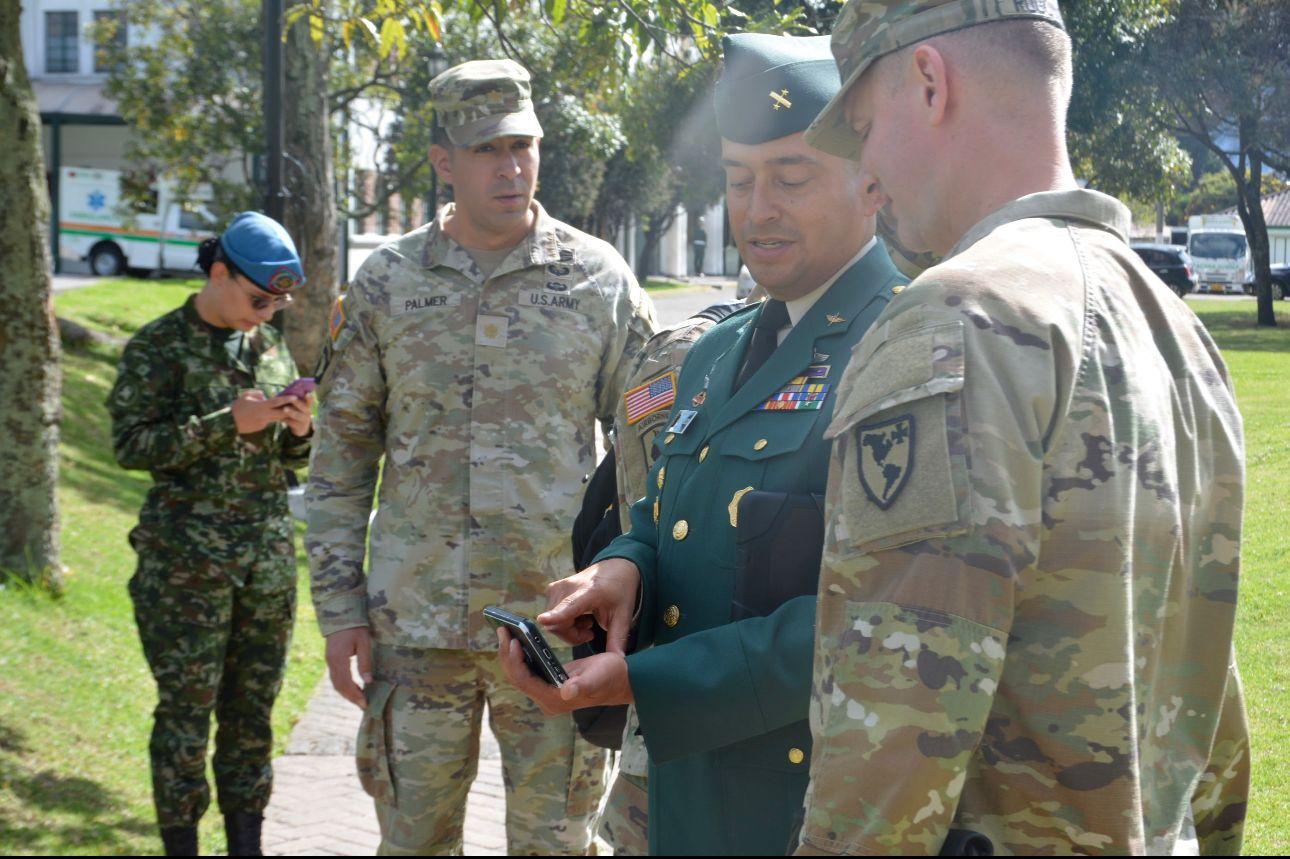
[
  {"xmin": 799, "ymin": 190, "xmax": 1249, "ymax": 856},
  {"xmin": 306, "ymin": 202, "xmax": 657, "ymax": 649},
  {"xmin": 107, "ymin": 295, "xmax": 310, "ymax": 589}
]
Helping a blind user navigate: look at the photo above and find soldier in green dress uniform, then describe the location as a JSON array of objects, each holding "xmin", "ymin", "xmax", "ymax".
[
  {"xmin": 499, "ymin": 35, "xmax": 907, "ymax": 854},
  {"xmin": 108, "ymin": 212, "xmax": 312, "ymax": 856}
]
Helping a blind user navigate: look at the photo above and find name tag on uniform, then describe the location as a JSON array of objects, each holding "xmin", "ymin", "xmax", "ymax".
[
  {"xmin": 522, "ymin": 289, "xmax": 583, "ymax": 311},
  {"xmin": 391, "ymin": 293, "xmax": 463, "ymax": 315},
  {"xmin": 476, "ymin": 315, "xmax": 510, "ymax": 348},
  {"xmin": 668, "ymin": 409, "xmax": 698, "ymax": 434}
]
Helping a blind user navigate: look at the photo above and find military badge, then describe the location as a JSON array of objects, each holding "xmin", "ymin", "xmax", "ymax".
[
  {"xmin": 329, "ymin": 296, "xmax": 346, "ymax": 342},
  {"xmin": 757, "ymin": 380, "xmax": 831, "ymax": 411},
  {"xmin": 667, "ymin": 409, "xmax": 698, "ymax": 435},
  {"xmin": 769, "ymin": 89, "xmax": 792, "ymax": 111},
  {"xmin": 692, "ymin": 390, "xmax": 707, "ymax": 407},
  {"xmin": 637, "ymin": 413, "xmax": 669, "ymax": 465},
  {"xmin": 267, "ymin": 266, "xmax": 300, "ymax": 295},
  {"xmin": 624, "ymin": 372, "xmax": 677, "ymax": 425},
  {"xmin": 559, "ymin": 248, "xmax": 574, "ymax": 262},
  {"xmin": 545, "ymin": 281, "xmax": 570, "ymax": 292},
  {"xmin": 855, "ymin": 415, "xmax": 914, "ymax": 510},
  {"xmin": 547, "ymin": 263, "xmax": 572, "ymax": 277},
  {"xmin": 806, "ymin": 364, "xmax": 830, "ymax": 379},
  {"xmin": 826, "ymin": 314, "xmax": 846, "ymax": 326}
]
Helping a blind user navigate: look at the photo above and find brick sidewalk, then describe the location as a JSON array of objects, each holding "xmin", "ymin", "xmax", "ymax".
[{"xmin": 262, "ymin": 676, "xmax": 508, "ymax": 855}]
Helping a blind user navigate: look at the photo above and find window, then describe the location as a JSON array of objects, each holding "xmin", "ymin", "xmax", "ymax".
[
  {"xmin": 93, "ymin": 11, "xmax": 127, "ymax": 73},
  {"xmin": 45, "ymin": 11, "xmax": 79, "ymax": 74}
]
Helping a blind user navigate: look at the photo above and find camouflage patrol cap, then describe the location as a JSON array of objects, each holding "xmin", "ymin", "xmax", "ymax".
[
  {"xmin": 428, "ymin": 58, "xmax": 544, "ymax": 147},
  {"xmin": 806, "ymin": 0, "xmax": 1065, "ymax": 159}
]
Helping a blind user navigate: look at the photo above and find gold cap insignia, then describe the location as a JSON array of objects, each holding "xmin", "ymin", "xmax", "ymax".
[
  {"xmin": 770, "ymin": 89, "xmax": 792, "ymax": 111},
  {"xmin": 826, "ymin": 314, "xmax": 845, "ymax": 326}
]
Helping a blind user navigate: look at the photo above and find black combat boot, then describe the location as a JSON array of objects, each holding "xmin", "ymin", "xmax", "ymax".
[
  {"xmin": 224, "ymin": 811, "xmax": 264, "ymax": 857},
  {"xmin": 160, "ymin": 825, "xmax": 199, "ymax": 856}
]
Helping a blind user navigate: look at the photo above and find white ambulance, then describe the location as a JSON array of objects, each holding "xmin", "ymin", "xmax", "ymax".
[{"xmin": 58, "ymin": 167, "xmax": 216, "ymax": 277}]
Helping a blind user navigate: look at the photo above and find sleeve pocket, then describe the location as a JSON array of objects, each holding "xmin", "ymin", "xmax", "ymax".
[{"xmin": 824, "ymin": 321, "xmax": 972, "ymax": 557}]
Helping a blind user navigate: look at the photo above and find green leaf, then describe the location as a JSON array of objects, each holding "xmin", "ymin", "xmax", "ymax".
[
  {"xmin": 309, "ymin": 11, "xmax": 324, "ymax": 46},
  {"xmin": 702, "ymin": 2, "xmax": 719, "ymax": 28},
  {"xmin": 552, "ymin": 0, "xmax": 567, "ymax": 24},
  {"xmin": 379, "ymin": 16, "xmax": 405, "ymax": 59}
]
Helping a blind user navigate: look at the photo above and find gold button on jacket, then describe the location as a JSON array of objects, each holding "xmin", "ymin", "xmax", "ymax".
[
  {"xmin": 788, "ymin": 748, "xmax": 805, "ymax": 765},
  {"xmin": 663, "ymin": 604, "xmax": 681, "ymax": 628},
  {"xmin": 672, "ymin": 519, "xmax": 689, "ymax": 541},
  {"xmin": 753, "ymin": 438, "xmax": 768, "ymax": 451}
]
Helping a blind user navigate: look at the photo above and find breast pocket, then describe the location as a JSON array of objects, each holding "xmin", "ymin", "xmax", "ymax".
[{"xmin": 825, "ymin": 320, "xmax": 972, "ymax": 557}]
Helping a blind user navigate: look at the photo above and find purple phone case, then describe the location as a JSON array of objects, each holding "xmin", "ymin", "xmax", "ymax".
[{"xmin": 281, "ymin": 377, "xmax": 316, "ymax": 398}]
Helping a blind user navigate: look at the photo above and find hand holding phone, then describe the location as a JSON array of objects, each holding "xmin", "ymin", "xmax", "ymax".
[
  {"xmin": 484, "ymin": 606, "xmax": 569, "ymax": 686},
  {"xmin": 280, "ymin": 377, "xmax": 317, "ymax": 399}
]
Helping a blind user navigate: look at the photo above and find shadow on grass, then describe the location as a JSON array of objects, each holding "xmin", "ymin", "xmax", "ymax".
[
  {"xmin": 1192, "ymin": 302, "xmax": 1290, "ymax": 353},
  {"xmin": 0, "ymin": 720, "xmax": 153, "ymax": 853}
]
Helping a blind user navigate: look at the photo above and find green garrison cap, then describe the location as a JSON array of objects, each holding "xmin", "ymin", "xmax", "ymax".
[
  {"xmin": 806, "ymin": 0, "xmax": 1065, "ymax": 159},
  {"xmin": 428, "ymin": 58, "xmax": 544, "ymax": 146},
  {"xmin": 715, "ymin": 34, "xmax": 840, "ymax": 145}
]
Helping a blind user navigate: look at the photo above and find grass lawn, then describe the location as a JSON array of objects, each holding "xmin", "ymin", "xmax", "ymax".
[
  {"xmin": 0, "ymin": 277, "xmax": 323, "ymax": 855},
  {"xmin": 0, "ymin": 282, "xmax": 1285, "ymax": 855}
]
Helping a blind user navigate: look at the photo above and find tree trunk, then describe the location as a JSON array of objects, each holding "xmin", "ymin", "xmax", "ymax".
[
  {"xmin": 636, "ymin": 205, "xmax": 679, "ymax": 280},
  {"xmin": 282, "ymin": 2, "xmax": 339, "ymax": 376},
  {"xmin": 0, "ymin": 0, "xmax": 62, "ymax": 589},
  {"xmin": 1230, "ymin": 123, "xmax": 1277, "ymax": 328}
]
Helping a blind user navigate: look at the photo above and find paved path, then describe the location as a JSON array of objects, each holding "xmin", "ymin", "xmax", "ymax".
[{"xmin": 262, "ymin": 676, "xmax": 510, "ymax": 856}]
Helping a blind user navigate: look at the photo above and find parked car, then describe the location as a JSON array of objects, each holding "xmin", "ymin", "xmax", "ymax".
[
  {"xmin": 1131, "ymin": 243, "xmax": 1198, "ymax": 297},
  {"xmin": 1271, "ymin": 263, "xmax": 1290, "ymax": 301}
]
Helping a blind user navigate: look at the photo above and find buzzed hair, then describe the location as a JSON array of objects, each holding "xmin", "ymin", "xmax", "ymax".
[{"xmin": 878, "ymin": 19, "xmax": 1073, "ymax": 108}]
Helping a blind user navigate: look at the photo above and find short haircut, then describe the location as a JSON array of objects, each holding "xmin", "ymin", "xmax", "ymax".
[{"xmin": 878, "ymin": 19, "xmax": 1073, "ymax": 107}]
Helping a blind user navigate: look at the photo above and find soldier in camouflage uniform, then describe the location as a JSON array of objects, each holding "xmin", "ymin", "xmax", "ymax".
[
  {"xmin": 793, "ymin": 1, "xmax": 1250, "ymax": 854},
  {"xmin": 306, "ymin": 59, "xmax": 656, "ymax": 855},
  {"xmin": 108, "ymin": 212, "xmax": 312, "ymax": 856}
]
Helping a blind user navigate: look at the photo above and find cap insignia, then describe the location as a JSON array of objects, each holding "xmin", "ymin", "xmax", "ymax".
[{"xmin": 770, "ymin": 89, "xmax": 793, "ymax": 111}]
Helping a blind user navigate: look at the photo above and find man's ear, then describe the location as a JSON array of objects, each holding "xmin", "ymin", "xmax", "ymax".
[
  {"xmin": 911, "ymin": 44, "xmax": 950, "ymax": 127},
  {"xmin": 429, "ymin": 143, "xmax": 453, "ymax": 185},
  {"xmin": 857, "ymin": 167, "xmax": 890, "ymax": 219}
]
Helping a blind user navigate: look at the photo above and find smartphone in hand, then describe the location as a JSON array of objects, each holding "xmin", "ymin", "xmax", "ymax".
[
  {"xmin": 483, "ymin": 606, "xmax": 570, "ymax": 686},
  {"xmin": 280, "ymin": 377, "xmax": 316, "ymax": 399}
]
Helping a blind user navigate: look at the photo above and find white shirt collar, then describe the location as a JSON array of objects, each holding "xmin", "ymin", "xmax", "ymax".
[{"xmin": 782, "ymin": 236, "xmax": 877, "ymax": 330}]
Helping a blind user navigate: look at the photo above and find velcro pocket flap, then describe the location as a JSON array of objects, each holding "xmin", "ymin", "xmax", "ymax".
[{"xmin": 825, "ymin": 320, "xmax": 965, "ymax": 440}]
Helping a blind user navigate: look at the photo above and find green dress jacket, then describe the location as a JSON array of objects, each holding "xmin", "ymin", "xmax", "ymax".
[{"xmin": 595, "ymin": 242, "xmax": 907, "ymax": 855}]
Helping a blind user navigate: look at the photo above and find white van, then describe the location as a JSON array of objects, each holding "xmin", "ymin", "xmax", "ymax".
[
  {"xmin": 58, "ymin": 167, "xmax": 216, "ymax": 277},
  {"xmin": 1187, "ymin": 214, "xmax": 1252, "ymax": 295}
]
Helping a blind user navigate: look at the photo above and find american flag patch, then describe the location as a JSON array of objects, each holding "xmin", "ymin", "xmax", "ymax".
[{"xmin": 625, "ymin": 372, "xmax": 677, "ymax": 425}]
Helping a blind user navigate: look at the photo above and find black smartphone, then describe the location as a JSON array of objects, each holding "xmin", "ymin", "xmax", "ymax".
[{"xmin": 483, "ymin": 605, "xmax": 570, "ymax": 687}]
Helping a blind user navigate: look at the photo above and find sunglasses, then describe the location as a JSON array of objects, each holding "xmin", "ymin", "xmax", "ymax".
[{"xmin": 238, "ymin": 278, "xmax": 294, "ymax": 311}]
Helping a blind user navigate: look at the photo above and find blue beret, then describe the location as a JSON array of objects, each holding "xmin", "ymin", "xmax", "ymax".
[
  {"xmin": 714, "ymin": 34, "xmax": 841, "ymax": 145},
  {"xmin": 220, "ymin": 211, "xmax": 305, "ymax": 294}
]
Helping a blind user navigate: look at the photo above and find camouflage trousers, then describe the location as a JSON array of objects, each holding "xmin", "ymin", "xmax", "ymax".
[
  {"xmin": 358, "ymin": 646, "xmax": 607, "ymax": 856},
  {"xmin": 129, "ymin": 556, "xmax": 295, "ymax": 829},
  {"xmin": 597, "ymin": 770, "xmax": 648, "ymax": 856}
]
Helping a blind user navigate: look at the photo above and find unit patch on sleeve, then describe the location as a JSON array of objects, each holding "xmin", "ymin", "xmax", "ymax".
[
  {"xmin": 624, "ymin": 371, "xmax": 677, "ymax": 426},
  {"xmin": 855, "ymin": 414, "xmax": 914, "ymax": 509},
  {"xmin": 329, "ymin": 295, "xmax": 347, "ymax": 342}
]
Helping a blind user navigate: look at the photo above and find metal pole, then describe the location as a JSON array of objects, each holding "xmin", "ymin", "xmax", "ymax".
[
  {"xmin": 50, "ymin": 116, "xmax": 63, "ymax": 274},
  {"xmin": 428, "ymin": 114, "xmax": 439, "ymax": 223},
  {"xmin": 262, "ymin": 0, "xmax": 285, "ymax": 222}
]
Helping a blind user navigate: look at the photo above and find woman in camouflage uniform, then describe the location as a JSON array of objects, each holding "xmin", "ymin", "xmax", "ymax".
[{"xmin": 107, "ymin": 212, "xmax": 312, "ymax": 856}]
